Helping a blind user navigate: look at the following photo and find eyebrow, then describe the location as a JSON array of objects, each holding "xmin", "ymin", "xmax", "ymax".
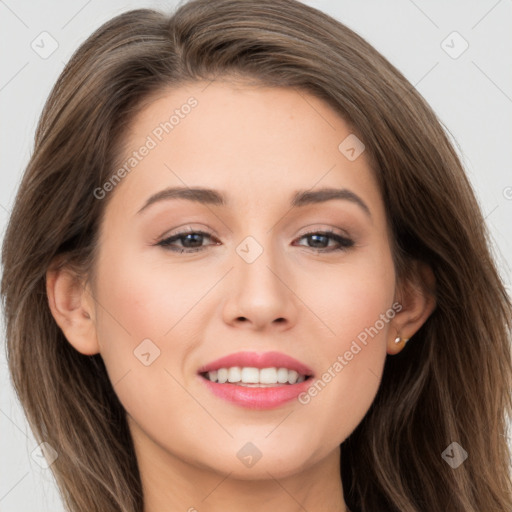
[{"xmin": 136, "ymin": 186, "xmax": 371, "ymax": 217}]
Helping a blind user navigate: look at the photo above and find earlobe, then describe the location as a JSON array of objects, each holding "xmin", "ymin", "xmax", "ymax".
[
  {"xmin": 387, "ymin": 261, "xmax": 436, "ymax": 355},
  {"xmin": 46, "ymin": 266, "xmax": 99, "ymax": 356}
]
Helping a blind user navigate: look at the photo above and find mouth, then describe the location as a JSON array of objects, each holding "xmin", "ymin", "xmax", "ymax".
[
  {"xmin": 199, "ymin": 367, "xmax": 313, "ymax": 386},
  {"xmin": 197, "ymin": 351, "xmax": 315, "ymax": 409}
]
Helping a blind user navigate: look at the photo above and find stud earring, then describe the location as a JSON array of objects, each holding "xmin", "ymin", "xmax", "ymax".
[{"xmin": 394, "ymin": 336, "xmax": 410, "ymax": 345}]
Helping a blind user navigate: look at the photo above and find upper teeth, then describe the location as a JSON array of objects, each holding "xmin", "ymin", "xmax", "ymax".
[{"xmin": 205, "ymin": 367, "xmax": 307, "ymax": 385}]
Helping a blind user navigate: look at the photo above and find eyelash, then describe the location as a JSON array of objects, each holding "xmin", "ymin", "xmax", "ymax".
[{"xmin": 156, "ymin": 228, "xmax": 354, "ymax": 254}]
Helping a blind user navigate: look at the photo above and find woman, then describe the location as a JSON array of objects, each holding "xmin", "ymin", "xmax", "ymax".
[{"xmin": 2, "ymin": 0, "xmax": 511, "ymax": 510}]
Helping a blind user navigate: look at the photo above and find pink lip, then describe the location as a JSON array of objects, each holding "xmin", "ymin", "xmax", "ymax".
[
  {"xmin": 197, "ymin": 351, "xmax": 314, "ymax": 410},
  {"xmin": 198, "ymin": 377, "xmax": 313, "ymax": 410},
  {"xmin": 197, "ymin": 351, "xmax": 314, "ymax": 376}
]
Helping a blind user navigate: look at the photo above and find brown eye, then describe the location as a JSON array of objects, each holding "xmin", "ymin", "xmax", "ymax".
[
  {"xmin": 294, "ymin": 230, "xmax": 354, "ymax": 252},
  {"xmin": 157, "ymin": 230, "xmax": 219, "ymax": 253}
]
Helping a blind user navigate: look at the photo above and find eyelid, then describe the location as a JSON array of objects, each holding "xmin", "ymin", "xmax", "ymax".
[
  {"xmin": 154, "ymin": 224, "xmax": 216, "ymax": 242},
  {"xmin": 296, "ymin": 223, "xmax": 352, "ymax": 238}
]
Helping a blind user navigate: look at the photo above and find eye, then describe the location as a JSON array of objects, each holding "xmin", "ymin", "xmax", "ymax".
[
  {"xmin": 156, "ymin": 229, "xmax": 219, "ymax": 253},
  {"xmin": 294, "ymin": 229, "xmax": 354, "ymax": 252},
  {"xmin": 156, "ymin": 227, "xmax": 354, "ymax": 254}
]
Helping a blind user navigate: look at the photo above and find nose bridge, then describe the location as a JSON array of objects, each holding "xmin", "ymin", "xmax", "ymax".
[
  {"xmin": 222, "ymin": 228, "xmax": 297, "ymax": 329},
  {"xmin": 235, "ymin": 231, "xmax": 285, "ymax": 296}
]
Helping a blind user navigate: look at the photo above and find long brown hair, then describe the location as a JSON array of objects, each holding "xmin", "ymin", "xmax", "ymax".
[{"xmin": 2, "ymin": 1, "xmax": 511, "ymax": 510}]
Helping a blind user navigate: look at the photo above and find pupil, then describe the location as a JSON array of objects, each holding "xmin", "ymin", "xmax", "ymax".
[
  {"xmin": 310, "ymin": 234, "xmax": 327, "ymax": 248},
  {"xmin": 183, "ymin": 233, "xmax": 202, "ymax": 248}
]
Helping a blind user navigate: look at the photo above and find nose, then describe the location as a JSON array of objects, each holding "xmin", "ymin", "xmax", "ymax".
[{"xmin": 221, "ymin": 237, "xmax": 299, "ymax": 332}]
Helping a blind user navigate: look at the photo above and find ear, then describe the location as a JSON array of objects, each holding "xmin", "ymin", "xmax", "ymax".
[
  {"xmin": 387, "ymin": 260, "xmax": 436, "ymax": 355},
  {"xmin": 46, "ymin": 262, "xmax": 99, "ymax": 356}
]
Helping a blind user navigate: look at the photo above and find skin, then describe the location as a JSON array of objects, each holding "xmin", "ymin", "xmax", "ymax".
[{"xmin": 47, "ymin": 80, "xmax": 435, "ymax": 512}]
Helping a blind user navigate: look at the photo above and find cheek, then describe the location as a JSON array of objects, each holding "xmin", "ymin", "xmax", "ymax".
[
  {"xmin": 94, "ymin": 247, "xmax": 210, "ymax": 346},
  {"xmin": 90, "ymin": 250, "xmax": 210, "ymax": 439},
  {"xmin": 91, "ymin": 245, "xmax": 221, "ymax": 400},
  {"xmin": 294, "ymin": 250, "xmax": 395, "ymax": 439},
  {"xmin": 297, "ymin": 240, "xmax": 396, "ymax": 347}
]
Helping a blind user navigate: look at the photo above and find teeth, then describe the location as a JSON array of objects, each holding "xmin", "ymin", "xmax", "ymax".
[
  {"xmin": 227, "ymin": 367, "xmax": 241, "ymax": 383},
  {"xmin": 277, "ymin": 367, "xmax": 289, "ymax": 383},
  {"xmin": 205, "ymin": 367, "xmax": 308, "ymax": 385},
  {"xmin": 241, "ymin": 367, "xmax": 259, "ymax": 383},
  {"xmin": 217, "ymin": 368, "xmax": 228, "ymax": 383},
  {"xmin": 260, "ymin": 367, "xmax": 277, "ymax": 384},
  {"xmin": 287, "ymin": 370, "xmax": 298, "ymax": 384}
]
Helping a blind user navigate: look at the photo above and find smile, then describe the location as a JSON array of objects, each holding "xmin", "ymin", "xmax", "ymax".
[{"xmin": 201, "ymin": 366, "xmax": 308, "ymax": 385}]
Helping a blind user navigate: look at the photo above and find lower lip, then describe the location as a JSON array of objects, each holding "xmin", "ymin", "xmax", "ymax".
[{"xmin": 198, "ymin": 375, "xmax": 313, "ymax": 409}]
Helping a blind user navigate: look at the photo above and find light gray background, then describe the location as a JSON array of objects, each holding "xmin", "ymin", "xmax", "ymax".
[{"xmin": 1, "ymin": 1, "xmax": 511, "ymax": 510}]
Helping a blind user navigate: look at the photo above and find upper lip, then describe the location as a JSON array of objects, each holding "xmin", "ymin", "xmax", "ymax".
[{"xmin": 198, "ymin": 351, "xmax": 314, "ymax": 376}]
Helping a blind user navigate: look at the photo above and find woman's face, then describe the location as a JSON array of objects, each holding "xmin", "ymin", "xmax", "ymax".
[{"xmin": 88, "ymin": 80, "xmax": 398, "ymax": 478}]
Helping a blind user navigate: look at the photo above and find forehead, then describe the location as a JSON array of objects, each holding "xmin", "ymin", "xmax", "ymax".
[{"xmin": 106, "ymin": 80, "xmax": 383, "ymax": 220}]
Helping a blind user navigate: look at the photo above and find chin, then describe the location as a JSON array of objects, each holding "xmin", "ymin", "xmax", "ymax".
[{"xmin": 197, "ymin": 437, "xmax": 320, "ymax": 480}]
